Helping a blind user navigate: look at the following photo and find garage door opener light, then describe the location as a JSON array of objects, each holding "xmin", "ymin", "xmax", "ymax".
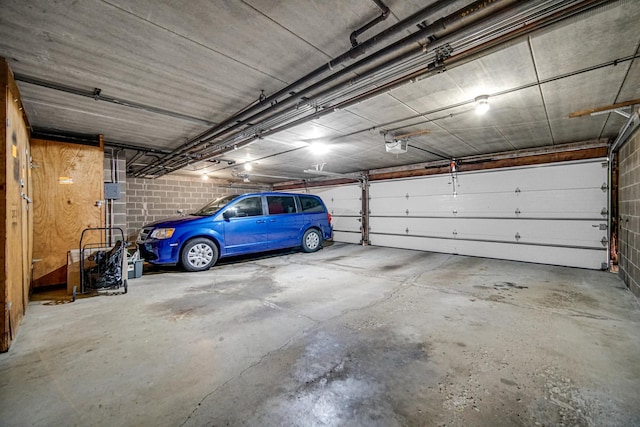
[{"xmin": 475, "ymin": 95, "xmax": 490, "ymax": 115}]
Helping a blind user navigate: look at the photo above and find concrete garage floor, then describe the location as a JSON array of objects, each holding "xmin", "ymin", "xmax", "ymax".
[{"xmin": 1, "ymin": 243, "xmax": 639, "ymax": 426}]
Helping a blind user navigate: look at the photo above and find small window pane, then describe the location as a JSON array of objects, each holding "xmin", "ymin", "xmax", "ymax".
[
  {"xmin": 231, "ymin": 197, "xmax": 263, "ymax": 217},
  {"xmin": 299, "ymin": 196, "xmax": 324, "ymax": 213},
  {"xmin": 267, "ymin": 196, "xmax": 297, "ymax": 215}
]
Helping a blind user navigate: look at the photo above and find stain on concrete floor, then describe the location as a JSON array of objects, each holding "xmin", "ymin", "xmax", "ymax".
[{"xmin": 1, "ymin": 243, "xmax": 639, "ymax": 426}]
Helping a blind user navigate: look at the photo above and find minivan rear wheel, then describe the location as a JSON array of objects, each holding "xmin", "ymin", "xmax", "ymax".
[
  {"xmin": 181, "ymin": 238, "xmax": 218, "ymax": 271},
  {"xmin": 302, "ymin": 229, "xmax": 322, "ymax": 253}
]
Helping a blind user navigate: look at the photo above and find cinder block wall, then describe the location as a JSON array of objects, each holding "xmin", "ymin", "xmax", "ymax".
[
  {"xmin": 618, "ymin": 128, "xmax": 640, "ymax": 298},
  {"xmin": 126, "ymin": 176, "xmax": 247, "ymax": 241}
]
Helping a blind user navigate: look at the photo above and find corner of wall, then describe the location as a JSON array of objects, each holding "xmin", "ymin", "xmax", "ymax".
[{"xmin": 617, "ymin": 126, "xmax": 640, "ymax": 299}]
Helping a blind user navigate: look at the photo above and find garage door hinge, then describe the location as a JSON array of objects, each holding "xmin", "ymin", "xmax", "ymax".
[
  {"xmin": 515, "ymin": 208, "xmax": 521, "ymax": 215},
  {"xmin": 405, "ymin": 193, "xmax": 410, "ymax": 200},
  {"xmin": 592, "ymin": 223, "xmax": 607, "ymax": 231},
  {"xmin": 601, "ymin": 183, "xmax": 608, "ymax": 192},
  {"xmin": 453, "ymin": 230, "xmax": 458, "ymax": 237},
  {"xmin": 405, "ymin": 209, "xmax": 409, "ymax": 215},
  {"xmin": 405, "ymin": 228, "xmax": 409, "ymax": 234},
  {"xmin": 515, "ymin": 232, "xmax": 521, "ymax": 242},
  {"xmin": 601, "ymin": 237, "xmax": 608, "ymax": 247},
  {"xmin": 601, "ymin": 208, "xmax": 608, "ymax": 216},
  {"xmin": 515, "ymin": 187, "xmax": 521, "ymax": 194}
]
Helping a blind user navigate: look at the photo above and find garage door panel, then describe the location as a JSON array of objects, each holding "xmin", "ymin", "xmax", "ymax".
[
  {"xmin": 293, "ymin": 184, "xmax": 362, "ymax": 243},
  {"xmin": 309, "ymin": 184, "xmax": 361, "ymax": 216},
  {"xmin": 370, "ymin": 189, "xmax": 606, "ymax": 219},
  {"xmin": 368, "ymin": 234, "xmax": 604, "ymax": 270},
  {"xmin": 455, "ymin": 161, "xmax": 608, "ymax": 193},
  {"xmin": 369, "ymin": 217, "xmax": 606, "ymax": 248},
  {"xmin": 371, "ymin": 161, "xmax": 607, "ymax": 197},
  {"xmin": 370, "ymin": 175, "xmax": 451, "ymax": 198},
  {"xmin": 369, "ymin": 159, "xmax": 608, "ymax": 269},
  {"xmin": 333, "ymin": 230, "xmax": 362, "ymax": 244}
]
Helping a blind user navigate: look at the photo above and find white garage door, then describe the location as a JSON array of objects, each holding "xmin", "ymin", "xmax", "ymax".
[
  {"xmin": 368, "ymin": 159, "xmax": 609, "ymax": 269},
  {"xmin": 292, "ymin": 184, "xmax": 363, "ymax": 244}
]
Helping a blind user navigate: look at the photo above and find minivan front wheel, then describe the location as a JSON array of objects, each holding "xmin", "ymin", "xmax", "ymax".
[
  {"xmin": 302, "ymin": 229, "xmax": 322, "ymax": 253},
  {"xmin": 181, "ymin": 238, "xmax": 218, "ymax": 271}
]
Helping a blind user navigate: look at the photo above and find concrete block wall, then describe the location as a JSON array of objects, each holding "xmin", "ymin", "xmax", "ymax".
[
  {"xmin": 103, "ymin": 150, "xmax": 127, "ymax": 242},
  {"xmin": 126, "ymin": 176, "xmax": 247, "ymax": 241},
  {"xmin": 618, "ymin": 128, "xmax": 640, "ymax": 298}
]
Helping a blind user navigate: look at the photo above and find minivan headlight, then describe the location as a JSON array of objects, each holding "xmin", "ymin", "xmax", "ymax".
[{"xmin": 150, "ymin": 228, "xmax": 175, "ymax": 239}]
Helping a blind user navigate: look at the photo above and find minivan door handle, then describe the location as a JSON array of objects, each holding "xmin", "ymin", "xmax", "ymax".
[
  {"xmin": 269, "ymin": 219, "xmax": 277, "ymax": 222},
  {"xmin": 256, "ymin": 219, "xmax": 266, "ymax": 224}
]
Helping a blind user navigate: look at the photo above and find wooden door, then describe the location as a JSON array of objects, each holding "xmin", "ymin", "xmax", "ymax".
[
  {"xmin": 1, "ymin": 57, "xmax": 32, "ymax": 352},
  {"xmin": 31, "ymin": 138, "xmax": 104, "ymax": 288}
]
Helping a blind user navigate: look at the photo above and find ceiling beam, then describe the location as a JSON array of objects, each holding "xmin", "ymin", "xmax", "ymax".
[{"xmin": 568, "ymin": 98, "xmax": 640, "ymax": 118}]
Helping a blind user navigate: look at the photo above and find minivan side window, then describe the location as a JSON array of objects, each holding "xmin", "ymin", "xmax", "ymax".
[
  {"xmin": 267, "ymin": 196, "xmax": 297, "ymax": 215},
  {"xmin": 299, "ymin": 195, "xmax": 324, "ymax": 213},
  {"xmin": 230, "ymin": 196, "xmax": 263, "ymax": 217}
]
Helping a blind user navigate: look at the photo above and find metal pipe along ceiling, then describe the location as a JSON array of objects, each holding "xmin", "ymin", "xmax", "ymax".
[
  {"xmin": 203, "ymin": 0, "xmax": 607, "ymax": 163},
  {"xmin": 135, "ymin": 0, "xmax": 607, "ymax": 178},
  {"xmin": 134, "ymin": 0, "xmax": 514, "ymax": 177},
  {"xmin": 350, "ymin": 0, "xmax": 391, "ymax": 48},
  {"xmin": 137, "ymin": 0, "xmax": 529, "ymax": 177},
  {"xmin": 132, "ymin": 0, "xmax": 460, "ymax": 177}
]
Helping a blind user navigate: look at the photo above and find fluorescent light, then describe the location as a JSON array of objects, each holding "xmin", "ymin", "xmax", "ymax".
[
  {"xmin": 243, "ymin": 163, "xmax": 253, "ymax": 171},
  {"xmin": 475, "ymin": 95, "xmax": 490, "ymax": 115}
]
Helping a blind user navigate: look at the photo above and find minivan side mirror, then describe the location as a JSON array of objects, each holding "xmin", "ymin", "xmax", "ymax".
[{"xmin": 223, "ymin": 209, "xmax": 236, "ymax": 220}]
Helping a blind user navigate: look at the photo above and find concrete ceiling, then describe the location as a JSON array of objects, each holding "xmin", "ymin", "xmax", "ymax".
[{"xmin": 1, "ymin": 0, "xmax": 639, "ymax": 184}]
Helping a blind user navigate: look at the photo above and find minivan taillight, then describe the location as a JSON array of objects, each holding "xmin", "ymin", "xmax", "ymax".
[{"xmin": 327, "ymin": 213, "xmax": 332, "ymax": 225}]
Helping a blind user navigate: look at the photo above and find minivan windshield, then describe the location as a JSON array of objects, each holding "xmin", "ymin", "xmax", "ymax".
[{"xmin": 192, "ymin": 195, "xmax": 240, "ymax": 216}]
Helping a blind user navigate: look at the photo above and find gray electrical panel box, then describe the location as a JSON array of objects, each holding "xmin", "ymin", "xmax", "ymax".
[{"xmin": 104, "ymin": 183, "xmax": 121, "ymax": 200}]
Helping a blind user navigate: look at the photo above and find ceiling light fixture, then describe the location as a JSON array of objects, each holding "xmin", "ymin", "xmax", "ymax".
[
  {"xmin": 243, "ymin": 163, "xmax": 253, "ymax": 171},
  {"xmin": 475, "ymin": 95, "xmax": 490, "ymax": 115},
  {"xmin": 308, "ymin": 142, "xmax": 329, "ymax": 155},
  {"xmin": 202, "ymin": 173, "xmax": 209, "ymax": 180}
]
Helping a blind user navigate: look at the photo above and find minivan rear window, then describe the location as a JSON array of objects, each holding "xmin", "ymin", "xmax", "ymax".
[
  {"xmin": 267, "ymin": 196, "xmax": 297, "ymax": 215},
  {"xmin": 299, "ymin": 195, "xmax": 324, "ymax": 213}
]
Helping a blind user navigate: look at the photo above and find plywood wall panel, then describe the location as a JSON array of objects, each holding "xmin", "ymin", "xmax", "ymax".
[
  {"xmin": 31, "ymin": 138, "xmax": 104, "ymax": 288},
  {"xmin": 1, "ymin": 57, "xmax": 31, "ymax": 352}
]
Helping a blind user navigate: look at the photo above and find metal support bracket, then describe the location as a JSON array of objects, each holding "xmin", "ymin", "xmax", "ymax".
[{"xmin": 21, "ymin": 193, "xmax": 32, "ymax": 203}]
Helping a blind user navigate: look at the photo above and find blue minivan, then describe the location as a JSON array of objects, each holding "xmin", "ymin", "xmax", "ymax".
[{"xmin": 137, "ymin": 192, "xmax": 332, "ymax": 271}]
